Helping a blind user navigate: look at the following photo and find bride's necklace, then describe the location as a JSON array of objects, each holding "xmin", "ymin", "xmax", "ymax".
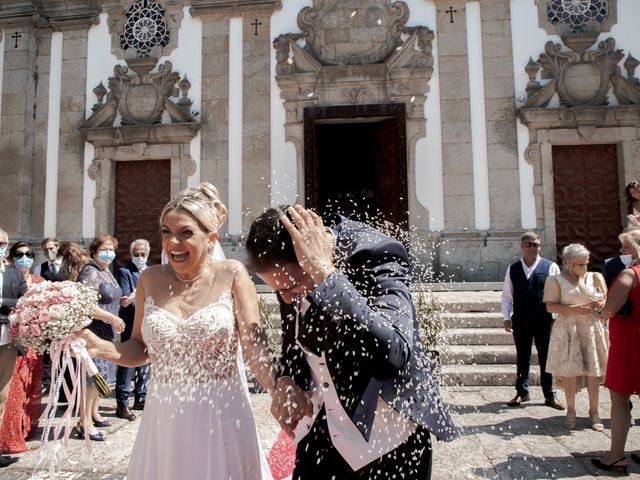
[{"xmin": 175, "ymin": 264, "xmax": 208, "ymax": 284}]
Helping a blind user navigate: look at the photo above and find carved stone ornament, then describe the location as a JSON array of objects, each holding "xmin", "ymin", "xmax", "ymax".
[
  {"xmin": 82, "ymin": 59, "xmax": 196, "ymax": 128},
  {"xmin": 104, "ymin": 1, "xmax": 183, "ymax": 61},
  {"xmin": 296, "ymin": 0, "xmax": 409, "ymax": 66},
  {"xmin": 523, "ymin": 37, "xmax": 626, "ymax": 108},
  {"xmin": 88, "ymin": 157, "xmax": 103, "ymax": 181}
]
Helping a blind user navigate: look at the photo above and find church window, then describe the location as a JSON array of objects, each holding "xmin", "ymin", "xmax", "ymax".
[
  {"xmin": 119, "ymin": 0, "xmax": 170, "ymax": 57},
  {"xmin": 546, "ymin": 0, "xmax": 608, "ymax": 33}
]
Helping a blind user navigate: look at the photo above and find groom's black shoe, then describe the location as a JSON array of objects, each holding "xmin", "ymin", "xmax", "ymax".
[
  {"xmin": 116, "ymin": 406, "xmax": 136, "ymax": 421},
  {"xmin": 0, "ymin": 455, "xmax": 18, "ymax": 468}
]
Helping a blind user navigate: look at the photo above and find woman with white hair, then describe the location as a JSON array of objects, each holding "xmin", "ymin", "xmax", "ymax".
[{"xmin": 544, "ymin": 243, "xmax": 608, "ymax": 431}]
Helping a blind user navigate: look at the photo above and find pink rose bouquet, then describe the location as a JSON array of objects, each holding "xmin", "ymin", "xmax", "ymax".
[
  {"xmin": 9, "ymin": 280, "xmax": 112, "ymax": 476},
  {"xmin": 9, "ymin": 280, "xmax": 110, "ymax": 396}
]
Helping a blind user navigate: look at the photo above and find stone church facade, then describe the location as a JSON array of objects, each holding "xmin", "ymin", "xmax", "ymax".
[{"xmin": 0, "ymin": 0, "xmax": 639, "ymax": 281}]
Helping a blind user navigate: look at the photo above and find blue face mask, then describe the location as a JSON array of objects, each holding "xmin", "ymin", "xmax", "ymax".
[
  {"xmin": 98, "ymin": 250, "xmax": 116, "ymax": 265},
  {"xmin": 0, "ymin": 247, "xmax": 5, "ymax": 260},
  {"xmin": 15, "ymin": 256, "xmax": 34, "ymax": 271}
]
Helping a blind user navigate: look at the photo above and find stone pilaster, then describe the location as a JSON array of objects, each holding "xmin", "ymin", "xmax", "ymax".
[
  {"xmin": 435, "ymin": 1, "xmax": 475, "ymax": 230},
  {"xmin": 199, "ymin": 18, "xmax": 230, "ymax": 235},
  {"xmin": 242, "ymin": 12, "xmax": 270, "ymax": 229},
  {"xmin": 479, "ymin": 0, "xmax": 520, "ymax": 229},
  {"xmin": 0, "ymin": 25, "xmax": 38, "ymax": 238},
  {"xmin": 56, "ymin": 29, "xmax": 89, "ymax": 238},
  {"xmin": 32, "ymin": 31, "xmax": 53, "ymax": 241}
]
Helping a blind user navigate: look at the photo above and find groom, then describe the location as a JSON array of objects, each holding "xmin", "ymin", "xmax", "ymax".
[{"xmin": 247, "ymin": 206, "xmax": 458, "ymax": 479}]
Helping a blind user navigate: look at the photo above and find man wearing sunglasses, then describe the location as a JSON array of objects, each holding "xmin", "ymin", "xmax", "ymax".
[
  {"xmin": 502, "ymin": 232, "xmax": 565, "ymax": 410},
  {"xmin": 0, "ymin": 229, "xmax": 28, "ymax": 468}
]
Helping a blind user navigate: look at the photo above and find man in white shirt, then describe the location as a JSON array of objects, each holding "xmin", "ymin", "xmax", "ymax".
[
  {"xmin": 34, "ymin": 237, "xmax": 63, "ymax": 281},
  {"xmin": 0, "ymin": 228, "xmax": 28, "ymax": 468},
  {"xmin": 502, "ymin": 232, "xmax": 564, "ymax": 410}
]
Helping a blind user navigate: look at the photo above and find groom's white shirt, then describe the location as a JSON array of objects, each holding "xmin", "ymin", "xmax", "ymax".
[{"xmin": 293, "ymin": 299, "xmax": 417, "ymax": 471}]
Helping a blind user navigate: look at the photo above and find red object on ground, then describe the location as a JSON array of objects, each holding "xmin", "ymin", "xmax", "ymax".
[{"xmin": 267, "ymin": 429, "xmax": 296, "ymax": 480}]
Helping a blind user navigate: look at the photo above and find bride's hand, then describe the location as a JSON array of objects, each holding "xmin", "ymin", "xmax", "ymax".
[
  {"xmin": 270, "ymin": 376, "xmax": 313, "ymax": 437},
  {"xmin": 73, "ymin": 329, "xmax": 103, "ymax": 357}
]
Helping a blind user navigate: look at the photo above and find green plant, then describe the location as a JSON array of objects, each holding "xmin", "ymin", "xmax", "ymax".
[{"xmin": 413, "ymin": 289, "xmax": 448, "ymax": 353}]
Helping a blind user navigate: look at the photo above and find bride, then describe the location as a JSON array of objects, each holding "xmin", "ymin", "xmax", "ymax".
[{"xmin": 80, "ymin": 183, "xmax": 292, "ymax": 479}]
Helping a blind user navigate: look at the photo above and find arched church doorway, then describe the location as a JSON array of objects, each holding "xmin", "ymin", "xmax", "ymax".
[
  {"xmin": 552, "ymin": 144, "xmax": 622, "ymax": 269},
  {"xmin": 114, "ymin": 159, "xmax": 171, "ymax": 268},
  {"xmin": 304, "ymin": 103, "xmax": 408, "ymax": 228}
]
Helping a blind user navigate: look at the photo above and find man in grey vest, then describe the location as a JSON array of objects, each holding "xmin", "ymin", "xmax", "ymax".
[{"xmin": 502, "ymin": 232, "xmax": 565, "ymax": 409}]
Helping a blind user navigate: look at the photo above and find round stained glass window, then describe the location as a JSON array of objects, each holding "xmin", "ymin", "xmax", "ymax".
[
  {"xmin": 547, "ymin": 0, "xmax": 608, "ymax": 33},
  {"xmin": 119, "ymin": 0, "xmax": 170, "ymax": 57}
]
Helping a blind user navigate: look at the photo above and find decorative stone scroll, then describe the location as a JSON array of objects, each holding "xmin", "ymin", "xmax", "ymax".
[
  {"xmin": 523, "ymin": 37, "xmax": 640, "ymax": 108},
  {"xmin": 82, "ymin": 58, "xmax": 195, "ymax": 128}
]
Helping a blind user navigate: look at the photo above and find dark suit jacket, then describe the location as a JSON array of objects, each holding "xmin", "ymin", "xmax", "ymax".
[
  {"xmin": 39, "ymin": 261, "xmax": 64, "ymax": 282},
  {"xmin": 276, "ymin": 214, "xmax": 459, "ymax": 443},
  {"xmin": 602, "ymin": 256, "xmax": 626, "ymax": 288},
  {"xmin": 602, "ymin": 256, "xmax": 631, "ymax": 316},
  {"xmin": 115, "ymin": 261, "xmax": 142, "ymax": 342},
  {"xmin": 0, "ymin": 266, "xmax": 28, "ymax": 322}
]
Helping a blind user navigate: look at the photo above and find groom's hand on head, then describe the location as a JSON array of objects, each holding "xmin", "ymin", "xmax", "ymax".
[
  {"xmin": 281, "ymin": 205, "xmax": 335, "ymax": 285},
  {"xmin": 270, "ymin": 376, "xmax": 313, "ymax": 437}
]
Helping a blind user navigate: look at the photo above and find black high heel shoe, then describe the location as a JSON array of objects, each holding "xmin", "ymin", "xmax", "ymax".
[
  {"xmin": 591, "ymin": 457, "xmax": 629, "ymax": 475},
  {"xmin": 631, "ymin": 453, "xmax": 640, "ymax": 465},
  {"xmin": 74, "ymin": 424, "xmax": 106, "ymax": 442}
]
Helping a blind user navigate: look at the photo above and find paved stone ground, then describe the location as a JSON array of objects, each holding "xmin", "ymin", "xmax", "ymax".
[{"xmin": 2, "ymin": 387, "xmax": 639, "ymax": 479}]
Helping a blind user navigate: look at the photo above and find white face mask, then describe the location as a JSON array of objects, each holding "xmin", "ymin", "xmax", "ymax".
[
  {"xmin": 132, "ymin": 256, "xmax": 148, "ymax": 270},
  {"xmin": 47, "ymin": 250, "xmax": 58, "ymax": 262},
  {"xmin": 620, "ymin": 254, "xmax": 634, "ymax": 267}
]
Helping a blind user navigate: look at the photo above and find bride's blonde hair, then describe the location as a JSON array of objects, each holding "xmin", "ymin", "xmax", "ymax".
[{"xmin": 160, "ymin": 183, "xmax": 228, "ymax": 233}]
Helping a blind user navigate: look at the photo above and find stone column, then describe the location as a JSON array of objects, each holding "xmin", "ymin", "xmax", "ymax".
[
  {"xmin": 479, "ymin": 0, "xmax": 520, "ymax": 229},
  {"xmin": 435, "ymin": 1, "xmax": 475, "ymax": 230},
  {"xmin": 0, "ymin": 25, "xmax": 38, "ymax": 238},
  {"xmin": 242, "ymin": 12, "xmax": 271, "ymax": 229},
  {"xmin": 56, "ymin": 29, "xmax": 89, "ymax": 238},
  {"xmin": 199, "ymin": 17, "xmax": 230, "ymax": 233}
]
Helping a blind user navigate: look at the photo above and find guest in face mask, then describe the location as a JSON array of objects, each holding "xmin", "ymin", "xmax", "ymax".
[
  {"xmin": 8, "ymin": 242, "xmax": 41, "ymax": 288},
  {"xmin": 72, "ymin": 235, "xmax": 125, "ymax": 441},
  {"xmin": 34, "ymin": 238, "xmax": 63, "ymax": 282},
  {"xmin": 114, "ymin": 239, "xmax": 151, "ymax": 420},
  {"xmin": 0, "ymin": 242, "xmax": 42, "ymax": 458},
  {"xmin": 602, "ymin": 231, "xmax": 640, "ymax": 317},
  {"xmin": 0, "ymin": 232, "xmax": 28, "ymax": 467}
]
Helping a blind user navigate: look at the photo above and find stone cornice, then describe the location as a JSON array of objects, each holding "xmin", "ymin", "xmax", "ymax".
[
  {"xmin": 517, "ymin": 105, "xmax": 640, "ymax": 129},
  {"xmin": 80, "ymin": 123, "xmax": 201, "ymax": 147},
  {"xmin": 0, "ymin": 1, "xmax": 101, "ymax": 30},
  {"xmin": 190, "ymin": 0, "xmax": 281, "ymax": 16}
]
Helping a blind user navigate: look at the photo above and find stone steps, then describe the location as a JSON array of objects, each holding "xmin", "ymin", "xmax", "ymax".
[
  {"xmin": 256, "ymin": 287, "xmax": 537, "ymax": 387},
  {"xmin": 443, "ymin": 345, "xmax": 539, "ymax": 365}
]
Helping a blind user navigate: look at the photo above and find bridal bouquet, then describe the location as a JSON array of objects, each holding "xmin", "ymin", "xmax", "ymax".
[
  {"xmin": 8, "ymin": 280, "xmax": 110, "ymax": 395},
  {"xmin": 9, "ymin": 280, "xmax": 113, "ymax": 477}
]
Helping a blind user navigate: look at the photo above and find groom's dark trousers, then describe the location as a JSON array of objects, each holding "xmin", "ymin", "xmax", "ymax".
[{"xmin": 293, "ymin": 409, "xmax": 432, "ymax": 479}]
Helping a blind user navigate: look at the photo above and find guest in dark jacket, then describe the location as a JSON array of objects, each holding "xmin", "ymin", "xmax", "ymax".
[
  {"xmin": 0, "ymin": 228, "xmax": 27, "ymax": 468},
  {"xmin": 34, "ymin": 237, "xmax": 63, "ymax": 282},
  {"xmin": 115, "ymin": 239, "xmax": 151, "ymax": 421}
]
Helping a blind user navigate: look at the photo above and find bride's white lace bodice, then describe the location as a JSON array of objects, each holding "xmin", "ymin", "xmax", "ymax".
[{"xmin": 141, "ymin": 295, "xmax": 239, "ymax": 392}]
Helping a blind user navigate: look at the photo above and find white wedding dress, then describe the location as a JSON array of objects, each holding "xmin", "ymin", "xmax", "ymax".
[{"xmin": 127, "ymin": 294, "xmax": 273, "ymax": 479}]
